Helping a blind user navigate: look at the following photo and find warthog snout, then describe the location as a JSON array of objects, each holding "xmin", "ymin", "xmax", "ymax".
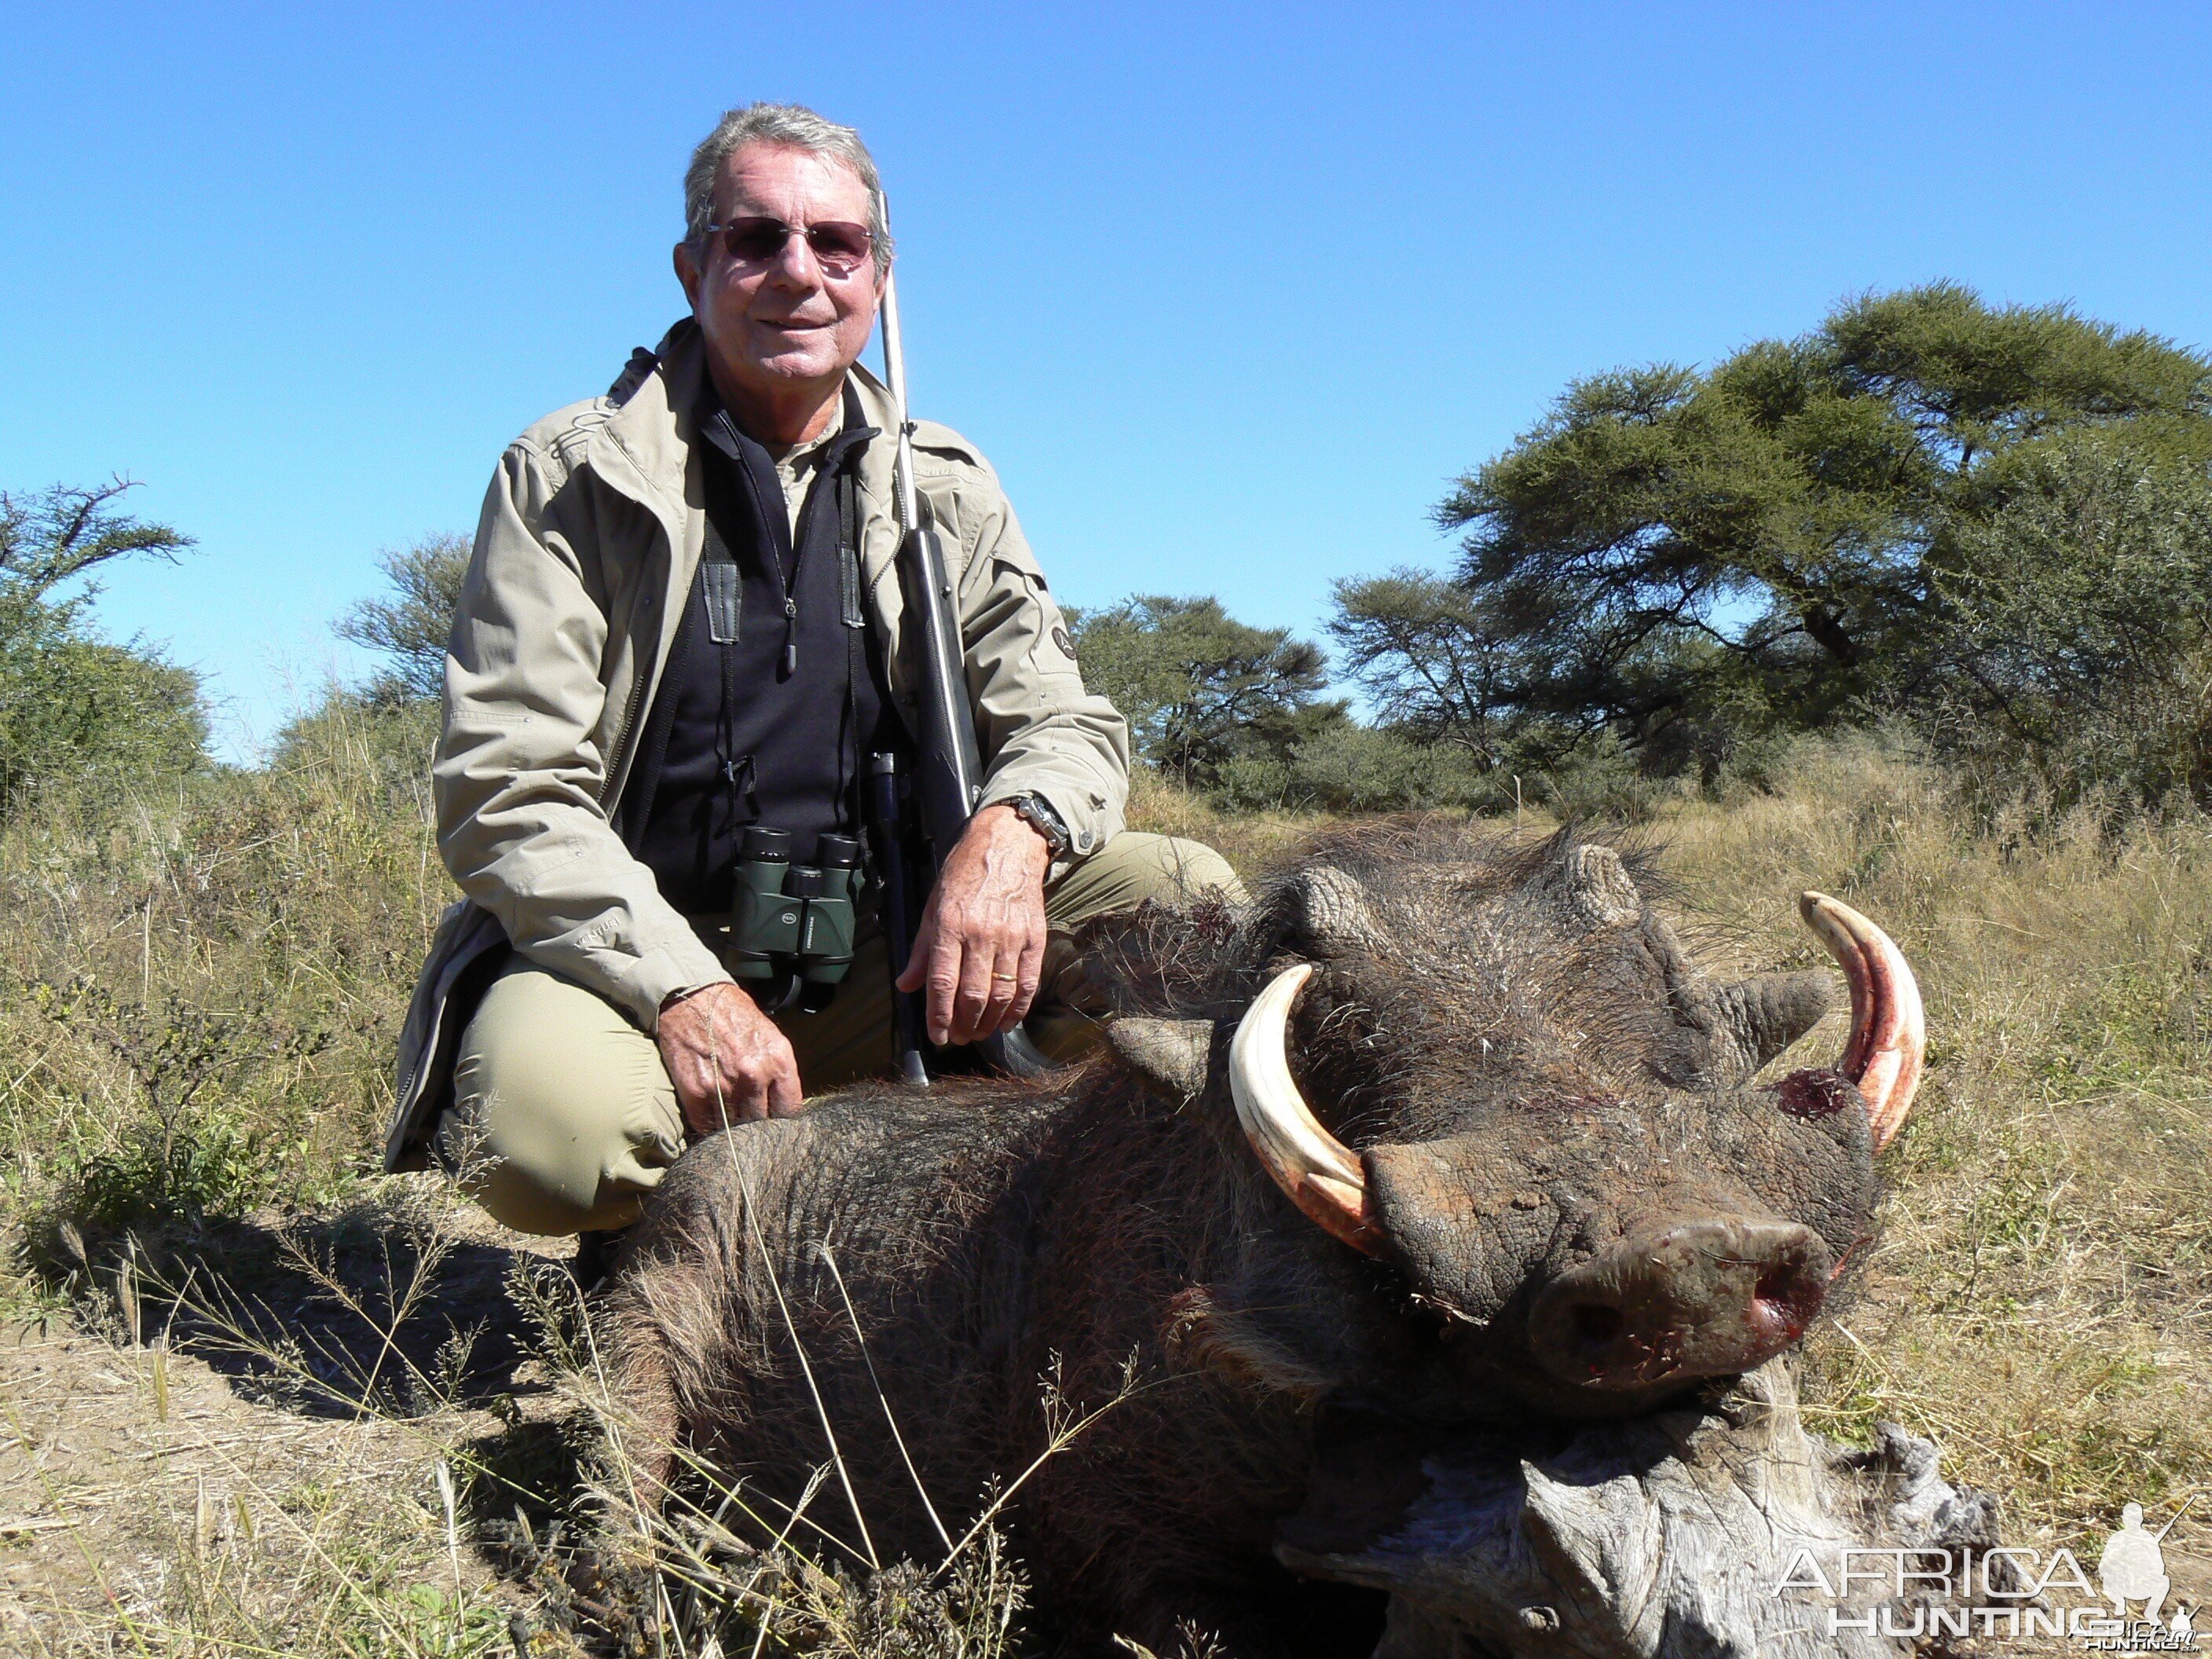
[{"xmin": 1527, "ymin": 1218, "xmax": 1833, "ymax": 1389}]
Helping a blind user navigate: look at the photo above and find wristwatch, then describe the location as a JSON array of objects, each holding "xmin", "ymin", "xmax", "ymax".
[{"xmin": 1005, "ymin": 792, "xmax": 1072, "ymax": 858}]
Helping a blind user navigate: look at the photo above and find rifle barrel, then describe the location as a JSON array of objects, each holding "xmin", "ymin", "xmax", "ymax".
[
  {"xmin": 872, "ymin": 203, "xmax": 1049, "ymax": 1082},
  {"xmin": 879, "ymin": 257, "xmax": 922, "ymax": 534}
]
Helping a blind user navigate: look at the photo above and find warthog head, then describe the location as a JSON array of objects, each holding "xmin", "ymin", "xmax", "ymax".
[{"xmin": 1096, "ymin": 823, "xmax": 1923, "ymax": 1419}]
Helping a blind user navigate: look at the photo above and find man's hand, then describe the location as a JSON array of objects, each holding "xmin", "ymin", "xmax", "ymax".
[
  {"xmin": 898, "ymin": 803, "xmax": 1052, "ymax": 1046},
  {"xmin": 656, "ymin": 982, "xmax": 804, "ymax": 1136}
]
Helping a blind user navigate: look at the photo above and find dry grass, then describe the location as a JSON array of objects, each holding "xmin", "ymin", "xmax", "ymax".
[
  {"xmin": 0, "ymin": 698, "xmax": 445, "ymax": 1251},
  {"xmin": 0, "ymin": 713, "xmax": 2206, "ymax": 1647},
  {"xmin": 1648, "ymin": 738, "xmax": 2212, "ymax": 1560},
  {"xmin": 0, "ymin": 700, "xmax": 544, "ymax": 1654},
  {"xmin": 1124, "ymin": 767, "xmax": 1339, "ymax": 882},
  {"xmin": 0, "ymin": 1185, "xmax": 558, "ymax": 1655}
]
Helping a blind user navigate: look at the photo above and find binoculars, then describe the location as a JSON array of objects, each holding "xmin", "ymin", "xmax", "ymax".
[{"xmin": 727, "ymin": 826, "xmax": 862, "ymax": 1011}]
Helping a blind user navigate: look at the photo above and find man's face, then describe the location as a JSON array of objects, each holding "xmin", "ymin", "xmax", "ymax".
[{"xmin": 676, "ymin": 144, "xmax": 885, "ymax": 415}]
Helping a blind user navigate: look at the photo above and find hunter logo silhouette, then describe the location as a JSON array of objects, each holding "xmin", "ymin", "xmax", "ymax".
[{"xmin": 2101, "ymin": 1503, "xmax": 2174, "ymax": 1624}]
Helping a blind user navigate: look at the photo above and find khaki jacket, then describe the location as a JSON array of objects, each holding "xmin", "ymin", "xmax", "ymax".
[{"xmin": 381, "ymin": 320, "xmax": 1129, "ymax": 1170}]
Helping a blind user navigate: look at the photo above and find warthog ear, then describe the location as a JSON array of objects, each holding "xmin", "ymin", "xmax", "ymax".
[
  {"xmin": 1715, "ymin": 970, "xmax": 1832, "ymax": 1073},
  {"xmin": 1107, "ymin": 1017, "xmax": 1216, "ymax": 1102},
  {"xmin": 1545, "ymin": 843, "xmax": 1645, "ymax": 929},
  {"xmin": 1287, "ymin": 866, "xmax": 1385, "ymax": 954}
]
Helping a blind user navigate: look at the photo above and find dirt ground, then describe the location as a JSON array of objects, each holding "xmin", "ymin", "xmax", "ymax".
[
  {"xmin": 9, "ymin": 1305, "xmax": 2207, "ymax": 1657},
  {"xmin": 7, "ymin": 1225, "xmax": 2209, "ymax": 1659},
  {"xmin": 1, "ymin": 1327, "xmax": 482, "ymax": 1629},
  {"xmin": 0, "ymin": 1194, "xmax": 583, "ymax": 1651},
  {"xmin": 0, "ymin": 1185, "xmax": 2203, "ymax": 1659},
  {"xmin": 3, "ymin": 1201, "xmax": 2210, "ymax": 1656}
]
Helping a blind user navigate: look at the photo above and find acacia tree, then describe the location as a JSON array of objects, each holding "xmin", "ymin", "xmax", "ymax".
[
  {"xmin": 0, "ymin": 479, "xmax": 205, "ymax": 804},
  {"xmin": 1068, "ymin": 595, "xmax": 1343, "ymax": 788},
  {"xmin": 0, "ymin": 478, "xmax": 192, "ymax": 591},
  {"xmin": 1437, "ymin": 283, "xmax": 2212, "ymax": 775},
  {"xmin": 337, "ymin": 533, "xmax": 471, "ymax": 704},
  {"xmin": 1922, "ymin": 437, "xmax": 2212, "ymax": 806},
  {"xmin": 1325, "ymin": 569, "xmax": 1537, "ymax": 767}
]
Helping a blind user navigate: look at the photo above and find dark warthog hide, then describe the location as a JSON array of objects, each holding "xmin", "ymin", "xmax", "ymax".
[{"xmin": 596, "ymin": 821, "xmax": 1924, "ymax": 1657}]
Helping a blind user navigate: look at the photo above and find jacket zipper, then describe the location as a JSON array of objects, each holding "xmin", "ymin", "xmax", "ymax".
[{"xmin": 601, "ymin": 664, "xmax": 651, "ymax": 811}]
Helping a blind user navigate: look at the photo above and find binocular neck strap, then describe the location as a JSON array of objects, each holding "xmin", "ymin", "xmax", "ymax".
[{"xmin": 838, "ymin": 456, "xmax": 869, "ymax": 841}]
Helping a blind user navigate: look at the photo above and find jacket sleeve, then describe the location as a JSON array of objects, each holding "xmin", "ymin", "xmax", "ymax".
[
  {"xmin": 433, "ymin": 441, "xmax": 731, "ymax": 1031},
  {"xmin": 920, "ymin": 452, "xmax": 1132, "ymax": 858}
]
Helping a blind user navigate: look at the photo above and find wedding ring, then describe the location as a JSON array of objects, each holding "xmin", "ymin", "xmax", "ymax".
[{"xmin": 991, "ymin": 972, "xmax": 1019, "ymax": 982}]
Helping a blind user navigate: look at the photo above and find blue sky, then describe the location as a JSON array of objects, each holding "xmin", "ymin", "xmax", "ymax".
[{"xmin": 5, "ymin": 2, "xmax": 2207, "ymax": 760}]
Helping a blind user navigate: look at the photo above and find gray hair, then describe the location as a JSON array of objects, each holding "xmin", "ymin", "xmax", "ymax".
[{"xmin": 683, "ymin": 103, "xmax": 893, "ymax": 275}]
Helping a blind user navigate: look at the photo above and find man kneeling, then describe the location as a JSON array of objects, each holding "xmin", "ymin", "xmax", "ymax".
[{"xmin": 381, "ymin": 103, "xmax": 1240, "ymax": 1236}]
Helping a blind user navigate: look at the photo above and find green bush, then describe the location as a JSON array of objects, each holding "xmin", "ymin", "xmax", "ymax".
[
  {"xmin": 0, "ymin": 481, "xmax": 209, "ymax": 808},
  {"xmin": 1921, "ymin": 437, "xmax": 2212, "ymax": 812},
  {"xmin": 1213, "ymin": 724, "xmax": 1506, "ymax": 814},
  {"xmin": 270, "ymin": 686, "xmax": 441, "ymax": 788},
  {"xmin": 1529, "ymin": 728, "xmax": 1676, "ymax": 824},
  {"xmin": 0, "ymin": 609, "xmax": 205, "ymax": 803},
  {"xmin": 0, "ymin": 690, "xmax": 448, "ymax": 1236}
]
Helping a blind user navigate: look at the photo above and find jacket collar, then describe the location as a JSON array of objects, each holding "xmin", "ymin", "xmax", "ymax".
[
  {"xmin": 597, "ymin": 317, "xmax": 914, "ymax": 580},
  {"xmin": 843, "ymin": 362, "xmax": 904, "ymax": 524},
  {"xmin": 584, "ymin": 320, "xmax": 920, "ymax": 619},
  {"xmin": 599, "ymin": 318, "xmax": 709, "ymax": 510}
]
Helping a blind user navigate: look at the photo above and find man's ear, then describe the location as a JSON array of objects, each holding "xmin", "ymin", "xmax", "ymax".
[
  {"xmin": 1107, "ymin": 1018, "xmax": 1216, "ymax": 1104},
  {"xmin": 674, "ymin": 241, "xmax": 703, "ymax": 312}
]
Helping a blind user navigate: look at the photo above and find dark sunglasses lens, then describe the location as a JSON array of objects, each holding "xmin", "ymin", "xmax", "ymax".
[
  {"xmin": 721, "ymin": 220, "xmax": 792, "ymax": 262},
  {"xmin": 806, "ymin": 224, "xmax": 872, "ymax": 270}
]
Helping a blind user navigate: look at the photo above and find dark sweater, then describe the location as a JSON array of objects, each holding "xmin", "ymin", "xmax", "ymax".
[{"xmin": 617, "ymin": 382, "xmax": 900, "ymax": 916}]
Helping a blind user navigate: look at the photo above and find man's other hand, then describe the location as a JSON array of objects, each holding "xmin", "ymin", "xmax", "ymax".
[
  {"xmin": 899, "ymin": 804, "xmax": 1052, "ymax": 1046},
  {"xmin": 657, "ymin": 982, "xmax": 804, "ymax": 1135}
]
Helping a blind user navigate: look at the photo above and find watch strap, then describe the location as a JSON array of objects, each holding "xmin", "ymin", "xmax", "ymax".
[{"xmin": 1007, "ymin": 792, "xmax": 1072, "ymax": 856}]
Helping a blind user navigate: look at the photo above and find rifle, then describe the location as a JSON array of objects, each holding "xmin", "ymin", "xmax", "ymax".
[{"xmin": 869, "ymin": 234, "xmax": 1050, "ymax": 1086}]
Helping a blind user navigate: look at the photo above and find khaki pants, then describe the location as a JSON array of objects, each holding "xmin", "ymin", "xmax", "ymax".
[{"xmin": 435, "ymin": 833, "xmax": 1243, "ymax": 1236}]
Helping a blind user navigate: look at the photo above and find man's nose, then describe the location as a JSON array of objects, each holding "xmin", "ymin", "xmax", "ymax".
[{"xmin": 763, "ymin": 231, "xmax": 822, "ymax": 288}]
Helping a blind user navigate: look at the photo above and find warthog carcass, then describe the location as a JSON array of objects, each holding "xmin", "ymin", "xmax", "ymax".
[{"xmin": 597, "ymin": 822, "xmax": 1943, "ymax": 1655}]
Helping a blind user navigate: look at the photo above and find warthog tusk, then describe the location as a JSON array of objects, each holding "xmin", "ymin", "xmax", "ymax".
[
  {"xmin": 1798, "ymin": 892, "xmax": 1926, "ymax": 1153},
  {"xmin": 1229, "ymin": 964, "xmax": 1385, "ymax": 1255}
]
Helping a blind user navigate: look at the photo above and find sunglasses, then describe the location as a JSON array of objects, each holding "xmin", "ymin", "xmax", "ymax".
[{"xmin": 704, "ymin": 216, "xmax": 876, "ymax": 277}]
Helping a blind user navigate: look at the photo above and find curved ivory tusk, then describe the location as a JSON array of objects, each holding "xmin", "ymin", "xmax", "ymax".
[
  {"xmin": 1798, "ymin": 892, "xmax": 1927, "ymax": 1153},
  {"xmin": 1228, "ymin": 964, "xmax": 1384, "ymax": 1255}
]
